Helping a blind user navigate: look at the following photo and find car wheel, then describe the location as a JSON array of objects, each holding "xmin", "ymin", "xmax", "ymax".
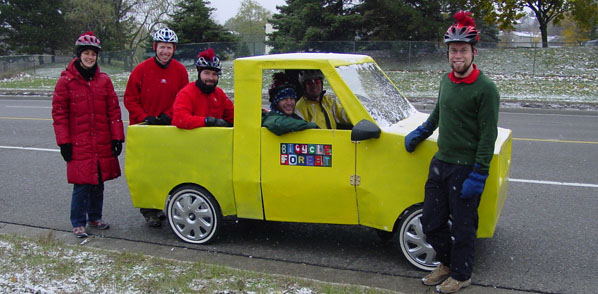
[
  {"xmin": 397, "ymin": 205, "xmax": 438, "ymax": 271},
  {"xmin": 166, "ymin": 185, "xmax": 222, "ymax": 244}
]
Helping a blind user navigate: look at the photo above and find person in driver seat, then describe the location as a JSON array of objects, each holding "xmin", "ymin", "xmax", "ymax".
[{"xmin": 262, "ymin": 72, "xmax": 318, "ymax": 136}]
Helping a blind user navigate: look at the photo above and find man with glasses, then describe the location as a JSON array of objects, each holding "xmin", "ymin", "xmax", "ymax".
[{"xmin": 294, "ymin": 70, "xmax": 351, "ymax": 129}]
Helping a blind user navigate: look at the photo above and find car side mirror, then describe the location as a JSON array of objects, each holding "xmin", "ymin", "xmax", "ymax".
[{"xmin": 351, "ymin": 119, "xmax": 381, "ymax": 141}]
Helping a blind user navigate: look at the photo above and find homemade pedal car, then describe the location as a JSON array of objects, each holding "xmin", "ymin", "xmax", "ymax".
[{"xmin": 125, "ymin": 53, "xmax": 512, "ymax": 271}]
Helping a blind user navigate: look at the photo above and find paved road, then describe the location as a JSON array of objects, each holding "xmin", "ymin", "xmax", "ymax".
[{"xmin": 1, "ymin": 99, "xmax": 597, "ymax": 294}]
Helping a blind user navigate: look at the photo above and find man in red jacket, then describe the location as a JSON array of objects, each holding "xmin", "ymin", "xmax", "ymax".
[
  {"xmin": 124, "ymin": 27, "xmax": 189, "ymax": 227},
  {"xmin": 172, "ymin": 48, "xmax": 234, "ymax": 129},
  {"xmin": 124, "ymin": 27, "xmax": 189, "ymax": 126}
]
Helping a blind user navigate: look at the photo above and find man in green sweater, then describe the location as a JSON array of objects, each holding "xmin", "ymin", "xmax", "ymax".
[
  {"xmin": 404, "ymin": 11, "xmax": 499, "ymax": 294},
  {"xmin": 262, "ymin": 72, "xmax": 318, "ymax": 136}
]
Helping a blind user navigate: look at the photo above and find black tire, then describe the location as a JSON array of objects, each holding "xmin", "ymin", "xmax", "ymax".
[
  {"xmin": 397, "ymin": 205, "xmax": 439, "ymax": 271},
  {"xmin": 166, "ymin": 185, "xmax": 222, "ymax": 244}
]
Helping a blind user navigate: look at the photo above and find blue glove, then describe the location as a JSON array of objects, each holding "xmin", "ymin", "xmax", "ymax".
[
  {"xmin": 461, "ymin": 165, "xmax": 489, "ymax": 199},
  {"xmin": 404, "ymin": 122, "xmax": 433, "ymax": 152}
]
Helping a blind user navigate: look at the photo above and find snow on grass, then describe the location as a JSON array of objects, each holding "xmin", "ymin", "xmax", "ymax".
[
  {"xmin": 0, "ymin": 234, "xmax": 395, "ymax": 294},
  {"xmin": 1, "ymin": 47, "xmax": 596, "ymax": 103}
]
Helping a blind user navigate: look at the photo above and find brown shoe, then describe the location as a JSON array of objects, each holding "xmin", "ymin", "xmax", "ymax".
[
  {"xmin": 422, "ymin": 263, "xmax": 450, "ymax": 286},
  {"xmin": 436, "ymin": 277, "xmax": 471, "ymax": 293}
]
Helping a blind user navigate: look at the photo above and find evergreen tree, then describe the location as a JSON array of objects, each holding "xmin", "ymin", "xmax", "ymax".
[
  {"xmin": 356, "ymin": 0, "xmax": 445, "ymax": 41},
  {"xmin": 268, "ymin": 0, "xmax": 361, "ymax": 52},
  {"xmin": 0, "ymin": 0, "xmax": 71, "ymax": 55},
  {"xmin": 167, "ymin": 0, "xmax": 236, "ymax": 44}
]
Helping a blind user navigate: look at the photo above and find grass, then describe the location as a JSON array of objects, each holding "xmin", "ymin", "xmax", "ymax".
[
  {"xmin": 0, "ymin": 233, "xmax": 397, "ymax": 294},
  {"xmin": 1, "ymin": 46, "xmax": 597, "ymax": 103}
]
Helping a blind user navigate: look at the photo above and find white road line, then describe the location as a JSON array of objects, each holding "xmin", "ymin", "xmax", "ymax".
[
  {"xmin": 1, "ymin": 145, "xmax": 596, "ymax": 188},
  {"xmin": 0, "ymin": 145, "xmax": 58, "ymax": 152},
  {"xmin": 509, "ymin": 178, "xmax": 598, "ymax": 188},
  {"xmin": 5, "ymin": 106, "xmax": 52, "ymax": 109}
]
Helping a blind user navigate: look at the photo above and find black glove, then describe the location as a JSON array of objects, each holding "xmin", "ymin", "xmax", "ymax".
[
  {"xmin": 59, "ymin": 143, "xmax": 72, "ymax": 162},
  {"xmin": 143, "ymin": 115, "xmax": 159, "ymax": 125},
  {"xmin": 204, "ymin": 116, "xmax": 231, "ymax": 127},
  {"xmin": 157, "ymin": 113, "xmax": 172, "ymax": 125},
  {"xmin": 111, "ymin": 140, "xmax": 123, "ymax": 157}
]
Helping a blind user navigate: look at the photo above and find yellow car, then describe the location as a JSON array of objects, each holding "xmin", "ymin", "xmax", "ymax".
[{"xmin": 125, "ymin": 53, "xmax": 512, "ymax": 271}]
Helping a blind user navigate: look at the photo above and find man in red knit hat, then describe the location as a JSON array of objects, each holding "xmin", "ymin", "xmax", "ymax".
[
  {"xmin": 172, "ymin": 48, "xmax": 234, "ymax": 129},
  {"xmin": 404, "ymin": 11, "xmax": 500, "ymax": 293},
  {"xmin": 124, "ymin": 27, "xmax": 189, "ymax": 227}
]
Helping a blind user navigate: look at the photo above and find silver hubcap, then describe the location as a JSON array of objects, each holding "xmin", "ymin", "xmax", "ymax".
[
  {"xmin": 402, "ymin": 214, "xmax": 439, "ymax": 268},
  {"xmin": 171, "ymin": 192, "xmax": 214, "ymax": 241}
]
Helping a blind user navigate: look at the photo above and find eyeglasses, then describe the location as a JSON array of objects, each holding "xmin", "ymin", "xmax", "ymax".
[{"xmin": 304, "ymin": 78, "xmax": 322, "ymax": 85}]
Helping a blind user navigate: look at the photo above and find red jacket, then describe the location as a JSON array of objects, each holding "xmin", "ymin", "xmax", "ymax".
[
  {"xmin": 52, "ymin": 58, "xmax": 125, "ymax": 184},
  {"xmin": 124, "ymin": 57, "xmax": 189, "ymax": 125},
  {"xmin": 172, "ymin": 83, "xmax": 234, "ymax": 129}
]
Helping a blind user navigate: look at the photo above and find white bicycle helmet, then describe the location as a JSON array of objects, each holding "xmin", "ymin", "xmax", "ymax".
[{"xmin": 153, "ymin": 28, "xmax": 178, "ymax": 43}]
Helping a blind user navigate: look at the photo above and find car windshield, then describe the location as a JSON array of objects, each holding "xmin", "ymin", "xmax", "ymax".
[{"xmin": 336, "ymin": 62, "xmax": 415, "ymax": 128}]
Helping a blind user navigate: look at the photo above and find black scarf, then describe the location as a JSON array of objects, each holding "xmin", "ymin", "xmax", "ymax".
[{"xmin": 74, "ymin": 59, "xmax": 97, "ymax": 81}]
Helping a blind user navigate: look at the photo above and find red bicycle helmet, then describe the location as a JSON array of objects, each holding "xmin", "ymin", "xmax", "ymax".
[
  {"xmin": 75, "ymin": 31, "xmax": 101, "ymax": 50},
  {"xmin": 444, "ymin": 11, "xmax": 479, "ymax": 45}
]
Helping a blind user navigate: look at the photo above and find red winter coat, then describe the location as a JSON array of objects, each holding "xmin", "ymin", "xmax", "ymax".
[
  {"xmin": 124, "ymin": 57, "xmax": 189, "ymax": 125},
  {"xmin": 172, "ymin": 83, "xmax": 234, "ymax": 129},
  {"xmin": 52, "ymin": 58, "xmax": 125, "ymax": 184}
]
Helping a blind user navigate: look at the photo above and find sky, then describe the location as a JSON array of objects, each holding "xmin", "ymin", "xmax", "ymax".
[{"xmin": 208, "ymin": 0, "xmax": 287, "ymax": 24}]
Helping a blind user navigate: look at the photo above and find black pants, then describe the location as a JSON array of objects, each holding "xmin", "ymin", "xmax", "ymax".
[{"xmin": 421, "ymin": 157, "xmax": 481, "ymax": 281}]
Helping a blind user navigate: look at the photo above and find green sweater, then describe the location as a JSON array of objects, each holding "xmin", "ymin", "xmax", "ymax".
[
  {"xmin": 426, "ymin": 71, "xmax": 499, "ymax": 173},
  {"xmin": 262, "ymin": 111, "xmax": 318, "ymax": 136}
]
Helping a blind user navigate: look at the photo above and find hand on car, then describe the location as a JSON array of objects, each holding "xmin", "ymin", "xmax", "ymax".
[
  {"xmin": 143, "ymin": 115, "xmax": 159, "ymax": 125},
  {"xmin": 204, "ymin": 116, "xmax": 231, "ymax": 127},
  {"xmin": 157, "ymin": 113, "xmax": 172, "ymax": 125},
  {"xmin": 404, "ymin": 121, "xmax": 433, "ymax": 152}
]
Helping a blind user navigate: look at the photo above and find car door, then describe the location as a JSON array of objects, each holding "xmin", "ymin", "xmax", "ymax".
[{"xmin": 260, "ymin": 128, "xmax": 358, "ymax": 224}]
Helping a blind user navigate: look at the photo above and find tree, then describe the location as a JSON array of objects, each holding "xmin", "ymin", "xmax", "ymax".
[
  {"xmin": 569, "ymin": 0, "xmax": 598, "ymax": 39},
  {"xmin": 63, "ymin": 0, "xmax": 118, "ymax": 51},
  {"xmin": 485, "ymin": 0, "xmax": 598, "ymax": 47},
  {"xmin": 224, "ymin": 0, "xmax": 271, "ymax": 56},
  {"xmin": 0, "ymin": 0, "xmax": 71, "ymax": 55},
  {"xmin": 224, "ymin": 0, "xmax": 271, "ymax": 42},
  {"xmin": 268, "ymin": 0, "xmax": 361, "ymax": 52},
  {"xmin": 357, "ymin": 0, "xmax": 445, "ymax": 41},
  {"xmin": 167, "ymin": 0, "xmax": 236, "ymax": 44}
]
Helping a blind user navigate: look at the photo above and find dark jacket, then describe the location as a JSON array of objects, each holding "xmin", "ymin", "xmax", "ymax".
[{"xmin": 262, "ymin": 110, "xmax": 318, "ymax": 136}]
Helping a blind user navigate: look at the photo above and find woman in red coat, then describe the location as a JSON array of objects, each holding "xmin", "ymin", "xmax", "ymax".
[{"xmin": 52, "ymin": 32, "xmax": 125, "ymax": 238}]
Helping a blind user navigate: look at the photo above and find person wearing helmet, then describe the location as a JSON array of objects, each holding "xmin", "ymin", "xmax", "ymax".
[
  {"xmin": 404, "ymin": 11, "xmax": 499, "ymax": 293},
  {"xmin": 124, "ymin": 27, "xmax": 189, "ymax": 227},
  {"xmin": 124, "ymin": 27, "xmax": 189, "ymax": 126},
  {"xmin": 294, "ymin": 70, "xmax": 351, "ymax": 129},
  {"xmin": 172, "ymin": 48, "xmax": 234, "ymax": 129},
  {"xmin": 52, "ymin": 32, "xmax": 125, "ymax": 238},
  {"xmin": 262, "ymin": 72, "xmax": 318, "ymax": 136}
]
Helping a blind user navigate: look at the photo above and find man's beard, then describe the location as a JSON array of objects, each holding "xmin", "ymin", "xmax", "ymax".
[
  {"xmin": 195, "ymin": 78, "xmax": 218, "ymax": 94},
  {"xmin": 452, "ymin": 60, "xmax": 473, "ymax": 76}
]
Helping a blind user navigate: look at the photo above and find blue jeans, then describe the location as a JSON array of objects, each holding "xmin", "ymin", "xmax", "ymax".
[
  {"xmin": 421, "ymin": 157, "xmax": 481, "ymax": 281},
  {"xmin": 70, "ymin": 181, "xmax": 104, "ymax": 227}
]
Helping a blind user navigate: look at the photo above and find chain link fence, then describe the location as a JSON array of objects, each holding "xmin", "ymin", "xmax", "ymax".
[
  {"xmin": 1, "ymin": 41, "xmax": 596, "ymax": 102},
  {"xmin": 2, "ymin": 41, "xmax": 596, "ymax": 78}
]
